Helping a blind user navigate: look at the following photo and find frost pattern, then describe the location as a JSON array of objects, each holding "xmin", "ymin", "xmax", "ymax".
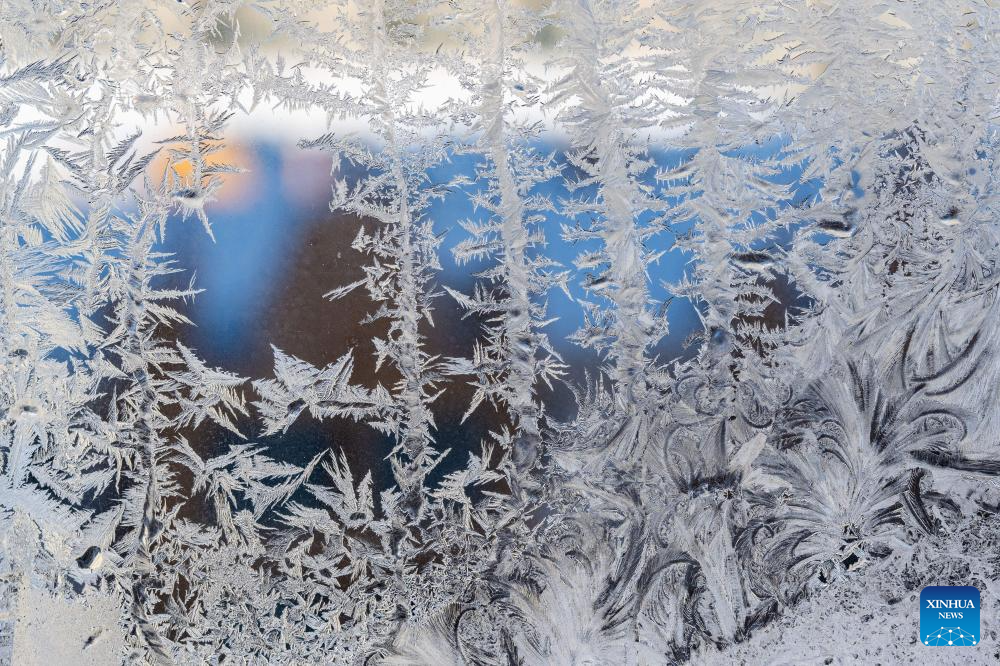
[{"xmin": 1, "ymin": 1, "xmax": 1000, "ymax": 664}]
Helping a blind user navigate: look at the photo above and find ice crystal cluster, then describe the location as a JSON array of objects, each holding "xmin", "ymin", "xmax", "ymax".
[{"xmin": 2, "ymin": 1, "xmax": 1000, "ymax": 664}]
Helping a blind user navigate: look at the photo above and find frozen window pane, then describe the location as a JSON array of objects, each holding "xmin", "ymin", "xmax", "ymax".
[{"xmin": 1, "ymin": 1, "xmax": 998, "ymax": 663}]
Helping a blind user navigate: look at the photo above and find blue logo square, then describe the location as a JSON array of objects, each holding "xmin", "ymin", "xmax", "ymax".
[{"xmin": 920, "ymin": 586, "xmax": 980, "ymax": 647}]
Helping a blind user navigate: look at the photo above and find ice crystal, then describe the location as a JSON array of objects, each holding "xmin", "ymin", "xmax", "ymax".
[{"xmin": 1, "ymin": 1, "xmax": 1000, "ymax": 664}]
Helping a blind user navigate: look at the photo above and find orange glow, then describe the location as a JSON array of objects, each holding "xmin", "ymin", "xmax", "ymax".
[{"xmin": 148, "ymin": 140, "xmax": 258, "ymax": 211}]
